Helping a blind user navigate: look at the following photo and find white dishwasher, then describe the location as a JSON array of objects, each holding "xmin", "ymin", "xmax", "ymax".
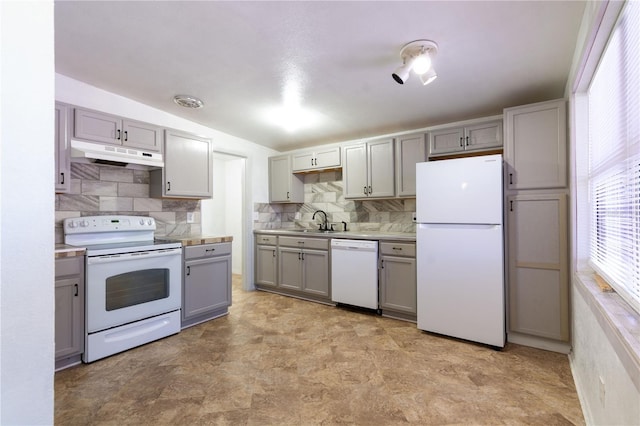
[{"xmin": 331, "ymin": 239, "xmax": 379, "ymax": 310}]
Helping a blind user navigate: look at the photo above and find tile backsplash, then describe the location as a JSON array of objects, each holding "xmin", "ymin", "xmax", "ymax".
[
  {"xmin": 55, "ymin": 162, "xmax": 201, "ymax": 244},
  {"xmin": 254, "ymin": 170, "xmax": 416, "ymax": 233}
]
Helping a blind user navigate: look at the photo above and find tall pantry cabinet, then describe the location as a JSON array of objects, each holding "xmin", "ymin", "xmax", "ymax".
[{"xmin": 503, "ymin": 98, "xmax": 570, "ymax": 353}]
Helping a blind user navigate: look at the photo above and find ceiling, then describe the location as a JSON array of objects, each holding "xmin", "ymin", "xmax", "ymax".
[{"xmin": 55, "ymin": 1, "xmax": 585, "ymax": 152}]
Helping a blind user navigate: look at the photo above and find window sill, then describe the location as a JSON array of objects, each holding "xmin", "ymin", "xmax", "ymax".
[{"xmin": 574, "ymin": 271, "xmax": 640, "ymax": 391}]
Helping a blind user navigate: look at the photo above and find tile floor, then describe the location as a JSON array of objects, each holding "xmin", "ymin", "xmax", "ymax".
[{"xmin": 55, "ymin": 276, "xmax": 585, "ymax": 425}]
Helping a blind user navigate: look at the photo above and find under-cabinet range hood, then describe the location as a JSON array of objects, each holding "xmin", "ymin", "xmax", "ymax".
[{"xmin": 70, "ymin": 139, "xmax": 164, "ymax": 167}]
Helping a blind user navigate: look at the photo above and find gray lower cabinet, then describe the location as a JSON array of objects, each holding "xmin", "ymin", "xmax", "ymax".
[
  {"xmin": 255, "ymin": 235, "xmax": 278, "ymax": 287},
  {"xmin": 254, "ymin": 234, "xmax": 330, "ymax": 302},
  {"xmin": 507, "ymin": 193, "xmax": 569, "ymax": 342},
  {"xmin": 278, "ymin": 238, "xmax": 330, "ymax": 298},
  {"xmin": 55, "ymin": 256, "xmax": 84, "ymax": 369},
  {"xmin": 379, "ymin": 242, "xmax": 416, "ymax": 321},
  {"xmin": 182, "ymin": 242, "xmax": 232, "ymax": 328}
]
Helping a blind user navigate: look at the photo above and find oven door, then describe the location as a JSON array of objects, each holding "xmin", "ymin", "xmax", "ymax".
[{"xmin": 86, "ymin": 248, "xmax": 182, "ymax": 333}]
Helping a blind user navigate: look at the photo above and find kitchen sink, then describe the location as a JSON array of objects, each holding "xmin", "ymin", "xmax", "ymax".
[{"xmin": 286, "ymin": 229, "xmax": 338, "ymax": 234}]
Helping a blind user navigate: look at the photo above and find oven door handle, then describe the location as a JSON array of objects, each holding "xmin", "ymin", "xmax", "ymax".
[{"xmin": 87, "ymin": 248, "xmax": 182, "ymax": 265}]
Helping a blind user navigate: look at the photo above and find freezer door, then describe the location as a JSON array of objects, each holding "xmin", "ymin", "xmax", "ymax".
[
  {"xmin": 416, "ymin": 154, "xmax": 503, "ymax": 224},
  {"xmin": 416, "ymin": 223, "xmax": 505, "ymax": 347}
]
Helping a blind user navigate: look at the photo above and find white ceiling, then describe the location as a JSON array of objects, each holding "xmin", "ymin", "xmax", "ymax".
[{"xmin": 55, "ymin": 1, "xmax": 585, "ymax": 152}]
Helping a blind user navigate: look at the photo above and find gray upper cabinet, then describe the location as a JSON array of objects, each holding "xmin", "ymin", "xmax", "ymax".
[
  {"xmin": 429, "ymin": 120, "xmax": 502, "ymax": 157},
  {"xmin": 504, "ymin": 99, "xmax": 567, "ymax": 190},
  {"xmin": 55, "ymin": 102, "xmax": 70, "ymax": 193},
  {"xmin": 292, "ymin": 147, "xmax": 341, "ymax": 172},
  {"xmin": 507, "ymin": 193, "xmax": 569, "ymax": 342},
  {"xmin": 73, "ymin": 107, "xmax": 163, "ymax": 152},
  {"xmin": 55, "ymin": 256, "xmax": 84, "ymax": 368},
  {"xmin": 269, "ymin": 155, "xmax": 304, "ymax": 203},
  {"xmin": 395, "ymin": 133, "xmax": 427, "ymax": 197},
  {"xmin": 150, "ymin": 129, "xmax": 213, "ymax": 199},
  {"xmin": 343, "ymin": 138, "xmax": 395, "ymax": 198}
]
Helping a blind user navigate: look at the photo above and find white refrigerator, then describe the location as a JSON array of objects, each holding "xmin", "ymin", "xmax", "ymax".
[{"xmin": 416, "ymin": 154, "xmax": 505, "ymax": 348}]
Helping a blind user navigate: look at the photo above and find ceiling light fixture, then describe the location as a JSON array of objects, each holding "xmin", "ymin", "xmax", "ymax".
[
  {"xmin": 392, "ymin": 40, "xmax": 438, "ymax": 86},
  {"xmin": 173, "ymin": 95, "xmax": 204, "ymax": 109}
]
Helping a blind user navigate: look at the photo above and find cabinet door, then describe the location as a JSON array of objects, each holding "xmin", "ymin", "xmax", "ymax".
[
  {"xmin": 292, "ymin": 152, "xmax": 315, "ymax": 172},
  {"xmin": 55, "ymin": 277, "xmax": 83, "ymax": 359},
  {"xmin": 256, "ymin": 244, "xmax": 277, "ymax": 287},
  {"xmin": 429, "ymin": 127, "xmax": 464, "ymax": 156},
  {"xmin": 504, "ymin": 99, "xmax": 567, "ymax": 190},
  {"xmin": 314, "ymin": 147, "xmax": 341, "ymax": 169},
  {"xmin": 465, "ymin": 121, "xmax": 503, "ymax": 152},
  {"xmin": 269, "ymin": 155, "xmax": 303, "ymax": 202},
  {"xmin": 164, "ymin": 129, "xmax": 213, "ymax": 198},
  {"xmin": 380, "ymin": 255, "xmax": 416, "ymax": 314},
  {"xmin": 507, "ymin": 193, "xmax": 568, "ymax": 341},
  {"xmin": 396, "ymin": 133, "xmax": 427, "ymax": 197},
  {"xmin": 368, "ymin": 139, "xmax": 395, "ymax": 197},
  {"xmin": 74, "ymin": 108, "xmax": 121, "ymax": 145},
  {"xmin": 278, "ymin": 248, "xmax": 302, "ymax": 290},
  {"xmin": 302, "ymin": 249, "xmax": 329, "ymax": 297},
  {"xmin": 343, "ymin": 144, "xmax": 368, "ymax": 198},
  {"xmin": 183, "ymin": 256, "xmax": 232, "ymax": 321},
  {"xmin": 55, "ymin": 103, "xmax": 70, "ymax": 193},
  {"xmin": 122, "ymin": 120, "xmax": 162, "ymax": 152}
]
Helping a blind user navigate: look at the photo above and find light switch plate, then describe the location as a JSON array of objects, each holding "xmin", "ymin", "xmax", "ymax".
[{"xmin": 186, "ymin": 212, "xmax": 195, "ymax": 223}]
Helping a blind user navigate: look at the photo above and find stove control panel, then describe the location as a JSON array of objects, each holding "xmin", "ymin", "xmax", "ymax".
[{"xmin": 64, "ymin": 215, "xmax": 156, "ymax": 234}]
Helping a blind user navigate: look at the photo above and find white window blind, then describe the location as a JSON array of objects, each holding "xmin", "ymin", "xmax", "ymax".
[{"xmin": 588, "ymin": 0, "xmax": 640, "ymax": 313}]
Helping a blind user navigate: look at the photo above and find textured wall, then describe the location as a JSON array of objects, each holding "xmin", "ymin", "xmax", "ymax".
[
  {"xmin": 55, "ymin": 162, "xmax": 201, "ymax": 243},
  {"xmin": 254, "ymin": 170, "xmax": 416, "ymax": 232}
]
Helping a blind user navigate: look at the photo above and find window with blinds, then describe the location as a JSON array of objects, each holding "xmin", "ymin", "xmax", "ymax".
[{"xmin": 588, "ymin": 0, "xmax": 640, "ymax": 313}]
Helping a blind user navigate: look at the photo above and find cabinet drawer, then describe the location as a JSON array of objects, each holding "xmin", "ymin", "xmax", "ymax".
[
  {"xmin": 55, "ymin": 256, "xmax": 82, "ymax": 278},
  {"xmin": 279, "ymin": 236, "xmax": 329, "ymax": 250},
  {"xmin": 185, "ymin": 242, "xmax": 232, "ymax": 260},
  {"xmin": 380, "ymin": 242, "xmax": 416, "ymax": 257},
  {"xmin": 255, "ymin": 235, "xmax": 277, "ymax": 246}
]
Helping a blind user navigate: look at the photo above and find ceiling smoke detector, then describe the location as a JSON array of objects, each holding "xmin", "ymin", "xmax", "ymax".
[{"xmin": 173, "ymin": 95, "xmax": 204, "ymax": 109}]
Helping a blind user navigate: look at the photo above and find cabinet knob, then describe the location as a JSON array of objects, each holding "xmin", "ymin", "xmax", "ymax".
[
  {"xmin": 124, "ymin": 130, "xmax": 128, "ymax": 141},
  {"xmin": 60, "ymin": 172, "xmax": 65, "ymax": 185},
  {"xmin": 465, "ymin": 136, "xmax": 469, "ymax": 146},
  {"xmin": 74, "ymin": 283, "xmax": 78, "ymax": 297},
  {"xmin": 509, "ymin": 173, "xmax": 513, "ymax": 185},
  {"xmin": 116, "ymin": 129, "xmax": 121, "ymax": 140},
  {"xmin": 186, "ymin": 266, "xmax": 191, "ymax": 276},
  {"xmin": 459, "ymin": 137, "xmax": 464, "ymax": 147}
]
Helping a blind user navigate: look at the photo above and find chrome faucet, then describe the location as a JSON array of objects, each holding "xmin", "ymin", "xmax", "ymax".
[{"xmin": 312, "ymin": 210, "xmax": 329, "ymax": 231}]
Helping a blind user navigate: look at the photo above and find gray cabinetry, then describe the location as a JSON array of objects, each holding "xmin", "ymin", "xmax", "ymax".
[
  {"xmin": 343, "ymin": 138, "xmax": 395, "ymax": 198},
  {"xmin": 292, "ymin": 147, "xmax": 341, "ymax": 172},
  {"xmin": 429, "ymin": 120, "xmax": 502, "ymax": 157},
  {"xmin": 379, "ymin": 242, "xmax": 417, "ymax": 321},
  {"xmin": 255, "ymin": 234, "xmax": 278, "ymax": 287},
  {"xmin": 278, "ymin": 236, "xmax": 330, "ymax": 298},
  {"xmin": 395, "ymin": 133, "xmax": 427, "ymax": 197},
  {"xmin": 504, "ymin": 99, "xmax": 567, "ymax": 190},
  {"xmin": 504, "ymin": 98, "xmax": 569, "ymax": 352},
  {"xmin": 73, "ymin": 107, "xmax": 163, "ymax": 152},
  {"xmin": 182, "ymin": 242, "xmax": 232, "ymax": 328},
  {"xmin": 269, "ymin": 155, "xmax": 303, "ymax": 203},
  {"xmin": 55, "ymin": 102, "xmax": 70, "ymax": 193},
  {"xmin": 507, "ymin": 194, "xmax": 568, "ymax": 342},
  {"xmin": 55, "ymin": 256, "xmax": 84, "ymax": 370},
  {"xmin": 150, "ymin": 129, "xmax": 213, "ymax": 199}
]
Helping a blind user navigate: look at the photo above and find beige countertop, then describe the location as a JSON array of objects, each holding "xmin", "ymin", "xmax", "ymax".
[
  {"xmin": 164, "ymin": 235, "xmax": 234, "ymax": 246},
  {"xmin": 254, "ymin": 229, "xmax": 416, "ymax": 242},
  {"xmin": 54, "ymin": 244, "xmax": 86, "ymax": 258}
]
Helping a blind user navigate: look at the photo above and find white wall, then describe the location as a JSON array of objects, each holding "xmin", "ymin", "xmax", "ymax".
[
  {"xmin": 567, "ymin": 1, "xmax": 640, "ymax": 424},
  {"xmin": 56, "ymin": 74, "xmax": 278, "ymax": 287},
  {"xmin": 1, "ymin": 1, "xmax": 55, "ymax": 424}
]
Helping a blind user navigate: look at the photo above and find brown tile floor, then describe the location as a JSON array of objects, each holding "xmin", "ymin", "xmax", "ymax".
[{"xmin": 55, "ymin": 276, "xmax": 585, "ymax": 425}]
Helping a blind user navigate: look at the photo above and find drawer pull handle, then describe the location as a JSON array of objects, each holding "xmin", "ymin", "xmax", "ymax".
[
  {"xmin": 206, "ymin": 248, "xmax": 216, "ymax": 253},
  {"xmin": 392, "ymin": 247, "xmax": 402, "ymax": 251},
  {"xmin": 74, "ymin": 283, "xmax": 78, "ymax": 297},
  {"xmin": 186, "ymin": 266, "xmax": 191, "ymax": 276}
]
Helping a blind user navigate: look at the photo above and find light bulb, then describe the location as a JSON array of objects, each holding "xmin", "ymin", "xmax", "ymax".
[{"xmin": 412, "ymin": 53, "xmax": 432, "ymax": 75}]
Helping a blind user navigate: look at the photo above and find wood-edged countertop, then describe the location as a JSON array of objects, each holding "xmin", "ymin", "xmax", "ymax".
[
  {"xmin": 253, "ymin": 229, "xmax": 416, "ymax": 242},
  {"xmin": 160, "ymin": 235, "xmax": 234, "ymax": 247},
  {"xmin": 55, "ymin": 244, "xmax": 86, "ymax": 258}
]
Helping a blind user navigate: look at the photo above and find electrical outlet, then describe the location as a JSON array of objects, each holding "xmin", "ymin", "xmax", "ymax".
[
  {"xmin": 412, "ymin": 212, "xmax": 417, "ymax": 223},
  {"xmin": 294, "ymin": 212, "xmax": 301, "ymax": 220},
  {"xmin": 186, "ymin": 212, "xmax": 195, "ymax": 223}
]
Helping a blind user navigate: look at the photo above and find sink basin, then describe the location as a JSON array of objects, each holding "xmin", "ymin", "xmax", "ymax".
[{"xmin": 286, "ymin": 229, "xmax": 338, "ymax": 234}]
